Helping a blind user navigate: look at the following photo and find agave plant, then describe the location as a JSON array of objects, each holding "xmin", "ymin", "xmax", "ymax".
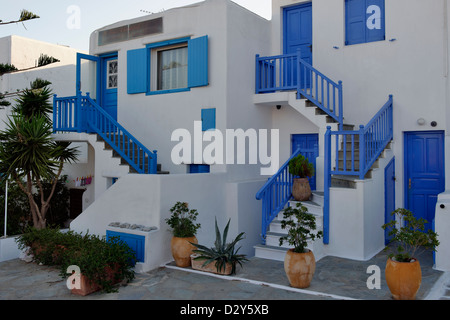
[{"xmin": 191, "ymin": 218, "xmax": 248, "ymax": 275}]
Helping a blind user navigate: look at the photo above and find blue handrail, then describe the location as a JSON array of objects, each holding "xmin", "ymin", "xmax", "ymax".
[
  {"xmin": 323, "ymin": 95, "xmax": 393, "ymax": 244},
  {"xmin": 53, "ymin": 93, "xmax": 158, "ymax": 174},
  {"xmin": 256, "ymin": 148, "xmax": 302, "ymax": 244},
  {"xmin": 256, "ymin": 51, "xmax": 344, "ymax": 130}
]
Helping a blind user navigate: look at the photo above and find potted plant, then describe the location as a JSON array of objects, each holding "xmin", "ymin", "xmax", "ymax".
[
  {"xmin": 382, "ymin": 208, "xmax": 439, "ymax": 300},
  {"xmin": 61, "ymin": 234, "xmax": 137, "ymax": 296},
  {"xmin": 165, "ymin": 202, "xmax": 201, "ymax": 267},
  {"xmin": 289, "ymin": 154, "xmax": 314, "ymax": 201},
  {"xmin": 17, "ymin": 228, "xmax": 136, "ymax": 296},
  {"xmin": 279, "ymin": 202, "xmax": 323, "ymax": 288},
  {"xmin": 190, "ymin": 218, "xmax": 248, "ymax": 275}
]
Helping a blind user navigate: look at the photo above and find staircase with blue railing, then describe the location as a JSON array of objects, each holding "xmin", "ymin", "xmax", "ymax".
[
  {"xmin": 254, "ymin": 51, "xmax": 394, "ymax": 260},
  {"xmin": 53, "ymin": 92, "xmax": 167, "ymax": 175}
]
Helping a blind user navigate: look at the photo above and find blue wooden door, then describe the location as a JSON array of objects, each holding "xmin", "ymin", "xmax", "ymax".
[
  {"xmin": 283, "ymin": 3, "xmax": 313, "ymax": 88},
  {"xmin": 405, "ymin": 131, "xmax": 445, "ymax": 232},
  {"xmin": 292, "ymin": 134, "xmax": 318, "ymax": 191},
  {"xmin": 76, "ymin": 53, "xmax": 100, "ymax": 98},
  {"xmin": 384, "ymin": 158, "xmax": 395, "ymax": 244},
  {"xmin": 101, "ymin": 54, "xmax": 118, "ymax": 121}
]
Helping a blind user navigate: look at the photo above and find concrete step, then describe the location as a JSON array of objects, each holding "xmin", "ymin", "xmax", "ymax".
[{"xmin": 97, "ymin": 134, "xmax": 169, "ymax": 174}]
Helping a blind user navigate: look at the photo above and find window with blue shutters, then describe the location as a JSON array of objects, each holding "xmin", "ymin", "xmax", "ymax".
[
  {"xmin": 345, "ymin": 0, "xmax": 385, "ymax": 46},
  {"xmin": 127, "ymin": 35, "xmax": 208, "ymax": 95}
]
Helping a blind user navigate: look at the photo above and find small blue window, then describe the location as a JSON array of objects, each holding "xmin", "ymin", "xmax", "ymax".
[
  {"xmin": 345, "ymin": 0, "xmax": 385, "ymax": 46},
  {"xmin": 190, "ymin": 164, "xmax": 210, "ymax": 174},
  {"xmin": 201, "ymin": 108, "xmax": 216, "ymax": 131}
]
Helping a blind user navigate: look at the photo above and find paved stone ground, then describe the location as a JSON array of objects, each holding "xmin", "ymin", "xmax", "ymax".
[{"xmin": 0, "ymin": 247, "xmax": 447, "ymax": 301}]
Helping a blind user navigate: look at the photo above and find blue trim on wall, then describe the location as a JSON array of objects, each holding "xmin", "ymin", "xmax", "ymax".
[{"xmin": 106, "ymin": 231, "xmax": 146, "ymax": 263}]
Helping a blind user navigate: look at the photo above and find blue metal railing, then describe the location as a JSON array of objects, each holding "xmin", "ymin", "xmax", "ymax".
[
  {"xmin": 53, "ymin": 93, "xmax": 158, "ymax": 174},
  {"xmin": 256, "ymin": 51, "xmax": 344, "ymax": 129},
  {"xmin": 256, "ymin": 148, "xmax": 302, "ymax": 244},
  {"xmin": 323, "ymin": 95, "xmax": 393, "ymax": 244}
]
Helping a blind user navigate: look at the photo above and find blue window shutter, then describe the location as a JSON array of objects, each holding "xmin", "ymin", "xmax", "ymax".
[
  {"xmin": 188, "ymin": 35, "xmax": 209, "ymax": 88},
  {"xmin": 366, "ymin": 0, "xmax": 385, "ymax": 43},
  {"xmin": 127, "ymin": 48, "xmax": 148, "ymax": 94},
  {"xmin": 345, "ymin": 0, "xmax": 366, "ymax": 45},
  {"xmin": 346, "ymin": 0, "xmax": 385, "ymax": 45},
  {"xmin": 202, "ymin": 108, "xmax": 216, "ymax": 131}
]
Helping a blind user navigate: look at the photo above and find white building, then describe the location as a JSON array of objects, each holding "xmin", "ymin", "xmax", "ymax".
[{"xmin": 50, "ymin": 0, "xmax": 450, "ymax": 272}]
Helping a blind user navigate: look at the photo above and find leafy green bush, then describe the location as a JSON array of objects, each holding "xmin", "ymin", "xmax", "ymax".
[
  {"xmin": 382, "ymin": 208, "xmax": 440, "ymax": 262},
  {"xmin": 289, "ymin": 154, "xmax": 314, "ymax": 178},
  {"xmin": 165, "ymin": 202, "xmax": 201, "ymax": 238},
  {"xmin": 279, "ymin": 202, "xmax": 323, "ymax": 254},
  {"xmin": 16, "ymin": 228, "xmax": 136, "ymax": 293},
  {"xmin": 0, "ymin": 63, "xmax": 18, "ymax": 76}
]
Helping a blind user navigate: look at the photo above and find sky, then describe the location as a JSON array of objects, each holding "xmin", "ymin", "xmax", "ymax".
[{"xmin": 1, "ymin": 0, "xmax": 272, "ymax": 52}]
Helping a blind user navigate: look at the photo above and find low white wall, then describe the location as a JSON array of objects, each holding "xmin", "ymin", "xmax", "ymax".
[
  {"xmin": 435, "ymin": 191, "xmax": 450, "ymax": 271},
  {"xmin": 70, "ymin": 172, "xmax": 265, "ymax": 272},
  {"xmin": 0, "ymin": 236, "xmax": 22, "ymax": 262},
  {"xmin": 327, "ymin": 151, "xmax": 393, "ymax": 261}
]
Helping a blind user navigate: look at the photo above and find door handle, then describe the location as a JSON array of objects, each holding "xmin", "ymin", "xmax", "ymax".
[{"xmin": 408, "ymin": 178, "xmax": 411, "ymax": 189}]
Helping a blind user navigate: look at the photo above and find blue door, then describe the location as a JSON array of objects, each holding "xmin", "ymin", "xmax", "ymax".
[
  {"xmin": 101, "ymin": 54, "xmax": 118, "ymax": 121},
  {"xmin": 292, "ymin": 134, "xmax": 318, "ymax": 191},
  {"xmin": 405, "ymin": 131, "xmax": 445, "ymax": 232},
  {"xmin": 384, "ymin": 158, "xmax": 395, "ymax": 244},
  {"xmin": 283, "ymin": 3, "xmax": 313, "ymax": 88}
]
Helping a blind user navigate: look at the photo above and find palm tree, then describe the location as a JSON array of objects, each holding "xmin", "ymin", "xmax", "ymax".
[{"xmin": 0, "ymin": 85, "xmax": 78, "ymax": 229}]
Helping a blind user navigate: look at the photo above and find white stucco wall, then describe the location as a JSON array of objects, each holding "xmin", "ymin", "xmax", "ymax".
[
  {"xmin": 86, "ymin": 0, "xmax": 273, "ymax": 181},
  {"xmin": 269, "ymin": 0, "xmax": 449, "ymax": 213}
]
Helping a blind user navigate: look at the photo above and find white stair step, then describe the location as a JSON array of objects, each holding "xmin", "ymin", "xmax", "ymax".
[
  {"xmin": 265, "ymin": 231, "xmax": 318, "ymax": 248},
  {"xmin": 288, "ymin": 200, "xmax": 323, "ymax": 216},
  {"xmin": 269, "ymin": 216, "xmax": 323, "ymax": 234},
  {"xmin": 254, "ymin": 244, "xmax": 288, "ymax": 262}
]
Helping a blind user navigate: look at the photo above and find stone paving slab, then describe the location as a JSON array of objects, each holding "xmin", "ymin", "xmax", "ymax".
[{"xmin": 0, "ymin": 247, "xmax": 447, "ymax": 301}]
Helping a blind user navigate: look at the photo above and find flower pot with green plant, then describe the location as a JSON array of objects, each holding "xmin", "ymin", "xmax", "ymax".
[
  {"xmin": 190, "ymin": 218, "xmax": 248, "ymax": 275},
  {"xmin": 279, "ymin": 202, "xmax": 323, "ymax": 288},
  {"xmin": 382, "ymin": 208, "xmax": 439, "ymax": 300},
  {"xmin": 289, "ymin": 154, "xmax": 315, "ymax": 201},
  {"xmin": 165, "ymin": 202, "xmax": 201, "ymax": 267},
  {"xmin": 16, "ymin": 228, "xmax": 136, "ymax": 296}
]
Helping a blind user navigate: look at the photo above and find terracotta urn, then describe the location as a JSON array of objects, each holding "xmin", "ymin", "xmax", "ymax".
[
  {"xmin": 284, "ymin": 249, "xmax": 316, "ymax": 288},
  {"xmin": 171, "ymin": 236, "xmax": 198, "ymax": 267},
  {"xmin": 292, "ymin": 178, "xmax": 312, "ymax": 201},
  {"xmin": 385, "ymin": 258, "xmax": 422, "ymax": 300}
]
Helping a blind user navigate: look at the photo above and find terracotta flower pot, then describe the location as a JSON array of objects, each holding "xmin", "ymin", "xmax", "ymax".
[
  {"xmin": 71, "ymin": 274, "xmax": 101, "ymax": 296},
  {"xmin": 385, "ymin": 258, "xmax": 422, "ymax": 300},
  {"xmin": 292, "ymin": 178, "xmax": 312, "ymax": 201},
  {"xmin": 284, "ymin": 249, "xmax": 316, "ymax": 288},
  {"xmin": 190, "ymin": 254, "xmax": 233, "ymax": 275},
  {"xmin": 171, "ymin": 236, "xmax": 198, "ymax": 267}
]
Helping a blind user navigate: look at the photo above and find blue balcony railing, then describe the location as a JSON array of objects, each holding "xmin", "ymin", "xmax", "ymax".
[
  {"xmin": 53, "ymin": 93, "xmax": 158, "ymax": 174},
  {"xmin": 256, "ymin": 51, "xmax": 343, "ymax": 130}
]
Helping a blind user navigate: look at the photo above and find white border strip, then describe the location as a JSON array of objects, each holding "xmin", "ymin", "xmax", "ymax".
[{"xmin": 164, "ymin": 263, "xmax": 357, "ymax": 300}]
